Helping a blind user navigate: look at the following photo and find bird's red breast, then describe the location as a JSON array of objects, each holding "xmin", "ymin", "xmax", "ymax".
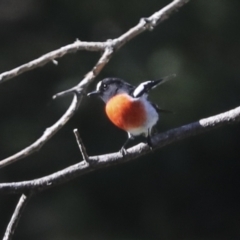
[{"xmin": 105, "ymin": 94, "xmax": 146, "ymax": 131}]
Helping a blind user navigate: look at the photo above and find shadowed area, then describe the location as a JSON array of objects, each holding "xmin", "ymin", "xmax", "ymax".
[{"xmin": 0, "ymin": 0, "xmax": 240, "ymax": 239}]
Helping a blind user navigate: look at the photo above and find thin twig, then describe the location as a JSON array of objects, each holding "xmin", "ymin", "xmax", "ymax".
[
  {"xmin": 0, "ymin": 105, "xmax": 239, "ymax": 195},
  {"xmin": 73, "ymin": 129, "xmax": 89, "ymax": 162},
  {"xmin": 3, "ymin": 193, "xmax": 32, "ymax": 240}
]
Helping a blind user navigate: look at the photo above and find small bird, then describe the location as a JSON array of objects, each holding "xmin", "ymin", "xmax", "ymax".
[{"xmin": 88, "ymin": 75, "xmax": 175, "ymax": 154}]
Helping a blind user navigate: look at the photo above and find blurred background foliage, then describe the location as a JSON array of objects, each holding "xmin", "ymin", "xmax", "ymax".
[{"xmin": 0, "ymin": 0, "xmax": 240, "ymax": 239}]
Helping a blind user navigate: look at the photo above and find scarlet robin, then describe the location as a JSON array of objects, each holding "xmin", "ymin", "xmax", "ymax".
[{"xmin": 88, "ymin": 75, "xmax": 175, "ymax": 154}]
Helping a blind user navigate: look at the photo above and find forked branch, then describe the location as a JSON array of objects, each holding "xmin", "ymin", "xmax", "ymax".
[
  {"xmin": 0, "ymin": 0, "xmax": 191, "ymax": 169},
  {"xmin": 0, "ymin": 105, "xmax": 240, "ymax": 195}
]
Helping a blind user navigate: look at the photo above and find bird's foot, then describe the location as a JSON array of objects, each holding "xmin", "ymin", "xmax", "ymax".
[
  {"xmin": 146, "ymin": 135, "xmax": 153, "ymax": 150},
  {"xmin": 120, "ymin": 147, "xmax": 127, "ymax": 156}
]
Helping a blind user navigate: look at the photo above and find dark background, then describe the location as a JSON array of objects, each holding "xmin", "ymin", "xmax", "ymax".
[{"xmin": 1, "ymin": 0, "xmax": 240, "ymax": 239}]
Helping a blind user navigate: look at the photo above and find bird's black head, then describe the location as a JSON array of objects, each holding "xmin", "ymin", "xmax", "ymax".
[{"xmin": 87, "ymin": 78, "xmax": 134, "ymax": 103}]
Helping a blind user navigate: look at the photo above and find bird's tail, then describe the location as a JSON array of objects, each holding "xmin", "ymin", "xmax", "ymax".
[{"xmin": 153, "ymin": 73, "xmax": 176, "ymax": 88}]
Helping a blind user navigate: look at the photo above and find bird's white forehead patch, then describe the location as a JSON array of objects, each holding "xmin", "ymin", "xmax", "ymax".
[{"xmin": 96, "ymin": 81, "xmax": 103, "ymax": 91}]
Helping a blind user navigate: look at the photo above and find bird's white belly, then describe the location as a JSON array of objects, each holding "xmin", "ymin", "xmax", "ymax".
[{"xmin": 128, "ymin": 98, "xmax": 159, "ymax": 136}]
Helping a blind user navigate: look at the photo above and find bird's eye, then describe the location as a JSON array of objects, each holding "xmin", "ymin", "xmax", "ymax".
[{"xmin": 102, "ymin": 84, "xmax": 108, "ymax": 90}]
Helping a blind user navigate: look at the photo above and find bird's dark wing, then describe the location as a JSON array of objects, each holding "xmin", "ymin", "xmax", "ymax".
[
  {"xmin": 132, "ymin": 80, "xmax": 160, "ymax": 98},
  {"xmin": 132, "ymin": 74, "xmax": 176, "ymax": 98}
]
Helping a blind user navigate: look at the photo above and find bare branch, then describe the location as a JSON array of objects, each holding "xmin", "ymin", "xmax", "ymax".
[
  {"xmin": 0, "ymin": 0, "xmax": 190, "ymax": 85},
  {"xmin": 53, "ymin": 46, "xmax": 114, "ymax": 98},
  {"xmin": 0, "ymin": 105, "xmax": 239, "ymax": 195},
  {"xmin": 0, "ymin": 0, "xmax": 190, "ymax": 169},
  {"xmin": 0, "ymin": 41, "xmax": 106, "ymax": 84},
  {"xmin": 116, "ymin": 0, "xmax": 190, "ymax": 49},
  {"xmin": 73, "ymin": 129, "xmax": 89, "ymax": 162},
  {"xmin": 3, "ymin": 193, "xmax": 32, "ymax": 240},
  {"xmin": 0, "ymin": 46, "xmax": 114, "ymax": 168},
  {"xmin": 0, "ymin": 94, "xmax": 80, "ymax": 169}
]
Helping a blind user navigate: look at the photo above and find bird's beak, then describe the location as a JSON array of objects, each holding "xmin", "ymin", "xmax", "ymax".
[{"xmin": 87, "ymin": 90, "xmax": 100, "ymax": 97}]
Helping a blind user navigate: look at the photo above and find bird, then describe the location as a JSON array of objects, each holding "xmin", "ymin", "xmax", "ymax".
[{"xmin": 87, "ymin": 74, "xmax": 175, "ymax": 154}]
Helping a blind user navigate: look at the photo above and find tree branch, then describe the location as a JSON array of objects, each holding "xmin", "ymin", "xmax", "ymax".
[
  {"xmin": 0, "ymin": 0, "xmax": 189, "ymax": 85},
  {"xmin": 0, "ymin": 41, "xmax": 106, "ymax": 84},
  {"xmin": 0, "ymin": 94, "xmax": 80, "ymax": 169},
  {"xmin": 73, "ymin": 129, "xmax": 89, "ymax": 162},
  {"xmin": 52, "ymin": 45, "xmax": 114, "ymax": 98},
  {"xmin": 0, "ymin": 46, "xmax": 114, "ymax": 169},
  {"xmin": 0, "ymin": 0, "xmax": 190, "ymax": 168},
  {"xmin": 2, "ymin": 193, "xmax": 32, "ymax": 240},
  {"xmin": 0, "ymin": 106, "xmax": 239, "ymax": 195}
]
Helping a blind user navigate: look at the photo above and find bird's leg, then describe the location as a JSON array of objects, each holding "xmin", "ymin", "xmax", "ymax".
[
  {"xmin": 120, "ymin": 133, "xmax": 134, "ymax": 155},
  {"xmin": 146, "ymin": 129, "xmax": 153, "ymax": 149}
]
